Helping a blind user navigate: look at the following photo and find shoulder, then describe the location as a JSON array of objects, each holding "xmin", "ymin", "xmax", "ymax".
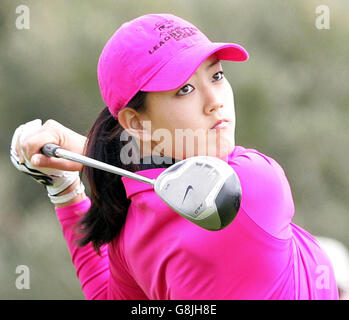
[
  {"xmin": 229, "ymin": 146, "xmax": 295, "ymax": 240},
  {"xmin": 230, "ymin": 145, "xmax": 276, "ymax": 164},
  {"xmin": 229, "ymin": 146, "xmax": 287, "ymax": 181}
]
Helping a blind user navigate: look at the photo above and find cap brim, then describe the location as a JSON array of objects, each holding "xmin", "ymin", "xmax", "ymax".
[{"xmin": 141, "ymin": 42, "xmax": 248, "ymax": 92}]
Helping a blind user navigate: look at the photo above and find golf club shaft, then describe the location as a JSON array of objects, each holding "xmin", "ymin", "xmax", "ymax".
[{"xmin": 41, "ymin": 144, "xmax": 155, "ymax": 185}]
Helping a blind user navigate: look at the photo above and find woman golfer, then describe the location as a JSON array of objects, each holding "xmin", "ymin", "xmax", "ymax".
[{"xmin": 11, "ymin": 13, "xmax": 338, "ymax": 299}]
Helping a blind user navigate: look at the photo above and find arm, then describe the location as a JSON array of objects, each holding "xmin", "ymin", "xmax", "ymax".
[
  {"xmin": 54, "ymin": 180, "xmax": 110, "ymax": 300},
  {"xmin": 11, "ymin": 119, "xmax": 111, "ymax": 299},
  {"xmin": 49, "ymin": 150, "xmax": 110, "ymax": 300}
]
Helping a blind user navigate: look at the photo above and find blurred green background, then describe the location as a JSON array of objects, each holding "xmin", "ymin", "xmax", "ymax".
[{"xmin": 0, "ymin": 0, "xmax": 348, "ymax": 299}]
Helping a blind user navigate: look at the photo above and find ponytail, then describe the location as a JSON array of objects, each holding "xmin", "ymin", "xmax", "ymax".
[{"xmin": 77, "ymin": 91, "xmax": 147, "ymax": 253}]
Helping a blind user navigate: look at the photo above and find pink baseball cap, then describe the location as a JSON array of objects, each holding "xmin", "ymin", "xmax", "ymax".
[{"xmin": 97, "ymin": 13, "xmax": 249, "ymax": 118}]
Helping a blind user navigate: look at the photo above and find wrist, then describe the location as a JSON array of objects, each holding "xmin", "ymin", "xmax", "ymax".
[
  {"xmin": 53, "ymin": 179, "xmax": 87, "ymax": 208},
  {"xmin": 46, "ymin": 171, "xmax": 80, "ymax": 196}
]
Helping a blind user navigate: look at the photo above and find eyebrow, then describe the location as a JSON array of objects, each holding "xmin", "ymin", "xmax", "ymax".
[{"xmin": 206, "ymin": 59, "xmax": 220, "ymax": 70}]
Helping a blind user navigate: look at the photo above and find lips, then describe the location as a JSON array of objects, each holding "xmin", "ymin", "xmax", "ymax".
[{"xmin": 211, "ymin": 119, "xmax": 229, "ymax": 130}]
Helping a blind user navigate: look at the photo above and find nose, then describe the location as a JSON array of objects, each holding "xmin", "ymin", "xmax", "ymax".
[{"xmin": 203, "ymin": 88, "xmax": 223, "ymax": 114}]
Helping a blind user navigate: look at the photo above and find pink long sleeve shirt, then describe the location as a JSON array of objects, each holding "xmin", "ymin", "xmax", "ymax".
[{"xmin": 55, "ymin": 146, "xmax": 339, "ymax": 300}]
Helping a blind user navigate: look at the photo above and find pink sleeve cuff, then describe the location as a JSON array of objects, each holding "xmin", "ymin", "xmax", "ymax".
[{"xmin": 55, "ymin": 197, "xmax": 91, "ymax": 221}]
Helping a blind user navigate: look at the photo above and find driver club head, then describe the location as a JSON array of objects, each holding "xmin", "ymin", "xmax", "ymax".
[{"xmin": 154, "ymin": 156, "xmax": 241, "ymax": 231}]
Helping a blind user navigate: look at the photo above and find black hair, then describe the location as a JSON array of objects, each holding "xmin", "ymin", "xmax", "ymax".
[{"xmin": 77, "ymin": 91, "xmax": 147, "ymax": 253}]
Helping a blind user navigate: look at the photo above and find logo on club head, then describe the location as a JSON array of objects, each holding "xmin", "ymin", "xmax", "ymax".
[{"xmin": 182, "ymin": 185, "xmax": 193, "ymax": 204}]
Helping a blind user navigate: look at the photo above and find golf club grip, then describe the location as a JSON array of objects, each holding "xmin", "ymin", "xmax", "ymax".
[{"xmin": 41, "ymin": 143, "xmax": 62, "ymax": 158}]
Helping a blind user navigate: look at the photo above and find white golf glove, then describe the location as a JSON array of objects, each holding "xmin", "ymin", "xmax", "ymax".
[{"xmin": 10, "ymin": 119, "xmax": 82, "ymax": 203}]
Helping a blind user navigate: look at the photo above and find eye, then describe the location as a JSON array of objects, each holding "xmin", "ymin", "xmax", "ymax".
[
  {"xmin": 212, "ymin": 71, "xmax": 224, "ymax": 82},
  {"xmin": 176, "ymin": 84, "xmax": 194, "ymax": 96}
]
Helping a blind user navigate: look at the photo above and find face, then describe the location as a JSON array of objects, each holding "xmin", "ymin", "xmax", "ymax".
[{"xmin": 139, "ymin": 54, "xmax": 236, "ymax": 160}]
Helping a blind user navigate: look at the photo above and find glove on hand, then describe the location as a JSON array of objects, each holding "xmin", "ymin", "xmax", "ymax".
[{"xmin": 10, "ymin": 119, "xmax": 80, "ymax": 196}]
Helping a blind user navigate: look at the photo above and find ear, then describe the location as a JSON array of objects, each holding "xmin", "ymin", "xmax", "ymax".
[{"xmin": 117, "ymin": 108, "xmax": 152, "ymax": 142}]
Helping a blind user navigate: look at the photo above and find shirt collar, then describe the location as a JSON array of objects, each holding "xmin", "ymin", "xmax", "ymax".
[{"xmin": 121, "ymin": 155, "xmax": 181, "ymax": 199}]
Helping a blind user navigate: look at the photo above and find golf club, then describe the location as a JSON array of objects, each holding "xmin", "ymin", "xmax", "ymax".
[{"xmin": 41, "ymin": 143, "xmax": 241, "ymax": 231}]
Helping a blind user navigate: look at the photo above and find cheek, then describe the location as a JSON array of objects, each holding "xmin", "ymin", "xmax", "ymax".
[{"xmin": 162, "ymin": 106, "xmax": 197, "ymax": 130}]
